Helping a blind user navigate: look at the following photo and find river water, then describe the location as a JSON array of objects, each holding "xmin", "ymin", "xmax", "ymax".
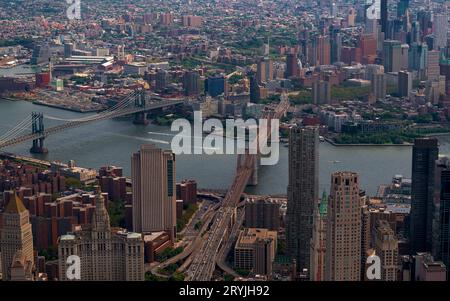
[{"xmin": 3, "ymin": 98, "xmax": 450, "ymax": 196}]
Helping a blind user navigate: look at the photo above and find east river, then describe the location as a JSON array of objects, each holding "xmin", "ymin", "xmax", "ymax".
[{"xmin": 3, "ymin": 98, "xmax": 450, "ymax": 196}]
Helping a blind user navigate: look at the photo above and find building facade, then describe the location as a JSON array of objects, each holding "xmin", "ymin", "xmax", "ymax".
[
  {"xmin": 58, "ymin": 189, "xmax": 144, "ymax": 281},
  {"xmin": 286, "ymin": 126, "xmax": 319, "ymax": 276},
  {"xmin": 132, "ymin": 145, "xmax": 176, "ymax": 241}
]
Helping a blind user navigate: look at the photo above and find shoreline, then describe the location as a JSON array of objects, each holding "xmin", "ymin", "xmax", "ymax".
[
  {"xmin": 32, "ymin": 100, "xmax": 103, "ymax": 113},
  {"xmin": 324, "ymin": 137, "xmax": 413, "ymax": 147}
]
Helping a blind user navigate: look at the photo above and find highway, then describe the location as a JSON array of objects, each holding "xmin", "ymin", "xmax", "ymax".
[{"xmin": 185, "ymin": 95, "xmax": 289, "ymax": 281}]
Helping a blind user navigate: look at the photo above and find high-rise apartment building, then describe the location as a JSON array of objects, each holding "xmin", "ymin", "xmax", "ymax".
[
  {"xmin": 244, "ymin": 197, "xmax": 280, "ymax": 231},
  {"xmin": 372, "ymin": 72, "xmax": 387, "ymax": 100},
  {"xmin": 410, "ymin": 138, "xmax": 439, "ymax": 254},
  {"xmin": 0, "ymin": 193, "xmax": 34, "ymax": 281},
  {"xmin": 325, "ymin": 172, "xmax": 362, "ymax": 281},
  {"xmin": 312, "ymin": 80, "xmax": 331, "ymax": 105},
  {"xmin": 374, "ymin": 220, "xmax": 398, "ymax": 281},
  {"xmin": 285, "ymin": 53, "xmax": 299, "ymax": 78},
  {"xmin": 183, "ymin": 71, "xmax": 201, "ymax": 96},
  {"xmin": 58, "ymin": 189, "xmax": 144, "ymax": 281},
  {"xmin": 132, "ymin": 145, "xmax": 176, "ymax": 241},
  {"xmin": 286, "ymin": 126, "xmax": 319, "ymax": 276}
]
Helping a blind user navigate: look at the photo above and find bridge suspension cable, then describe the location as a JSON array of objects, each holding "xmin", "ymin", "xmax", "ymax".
[{"xmin": 0, "ymin": 115, "xmax": 36, "ymax": 142}]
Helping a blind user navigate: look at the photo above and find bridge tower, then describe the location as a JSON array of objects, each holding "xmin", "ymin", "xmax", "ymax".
[
  {"xmin": 30, "ymin": 112, "xmax": 48, "ymax": 154},
  {"xmin": 133, "ymin": 90, "xmax": 149, "ymax": 125}
]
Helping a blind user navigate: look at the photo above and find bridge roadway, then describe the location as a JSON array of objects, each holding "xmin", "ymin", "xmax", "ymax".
[
  {"xmin": 0, "ymin": 96, "xmax": 183, "ymax": 150},
  {"xmin": 185, "ymin": 96, "xmax": 289, "ymax": 281}
]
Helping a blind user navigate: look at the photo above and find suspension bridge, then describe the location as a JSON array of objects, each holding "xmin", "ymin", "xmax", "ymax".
[{"xmin": 0, "ymin": 90, "xmax": 184, "ymax": 153}]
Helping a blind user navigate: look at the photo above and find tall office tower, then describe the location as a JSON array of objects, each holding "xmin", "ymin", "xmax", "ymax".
[
  {"xmin": 182, "ymin": 71, "xmax": 200, "ymax": 96},
  {"xmin": 418, "ymin": 10, "xmax": 433, "ymax": 37},
  {"xmin": 58, "ymin": 189, "xmax": 145, "ymax": 281},
  {"xmin": 433, "ymin": 13, "xmax": 448, "ymax": 49},
  {"xmin": 132, "ymin": 145, "xmax": 176, "ymax": 241},
  {"xmin": 398, "ymin": 70, "xmax": 413, "ymax": 98},
  {"xmin": 312, "ymin": 80, "xmax": 331, "ymax": 105},
  {"xmin": 380, "ymin": 0, "xmax": 388, "ymax": 34},
  {"xmin": 155, "ymin": 69, "xmax": 169, "ymax": 92},
  {"xmin": 410, "ymin": 21, "xmax": 421, "ymax": 44},
  {"xmin": 285, "ymin": 53, "xmax": 299, "ymax": 78},
  {"xmin": 374, "ymin": 220, "xmax": 398, "ymax": 281},
  {"xmin": 325, "ymin": 172, "xmax": 362, "ymax": 281},
  {"xmin": 316, "ymin": 35, "xmax": 331, "ymax": 66},
  {"xmin": 310, "ymin": 191, "xmax": 328, "ymax": 281},
  {"xmin": 372, "ymin": 72, "xmax": 387, "ymax": 100},
  {"xmin": 433, "ymin": 157, "xmax": 450, "ymax": 279},
  {"xmin": 410, "ymin": 138, "xmax": 439, "ymax": 255},
  {"xmin": 0, "ymin": 193, "xmax": 34, "ymax": 281},
  {"xmin": 427, "ymin": 50, "xmax": 441, "ymax": 81},
  {"xmin": 383, "ymin": 40, "xmax": 402, "ymax": 72},
  {"xmin": 397, "ymin": 0, "xmax": 409, "ymax": 18},
  {"xmin": 400, "ymin": 44, "xmax": 409, "ymax": 70},
  {"xmin": 408, "ymin": 43, "xmax": 428, "ymax": 79},
  {"xmin": 286, "ymin": 126, "xmax": 319, "ymax": 276}
]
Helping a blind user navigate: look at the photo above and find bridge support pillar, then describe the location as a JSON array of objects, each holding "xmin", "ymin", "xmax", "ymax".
[
  {"xmin": 247, "ymin": 156, "xmax": 258, "ymax": 186},
  {"xmin": 133, "ymin": 112, "xmax": 149, "ymax": 125},
  {"xmin": 30, "ymin": 113, "xmax": 48, "ymax": 154}
]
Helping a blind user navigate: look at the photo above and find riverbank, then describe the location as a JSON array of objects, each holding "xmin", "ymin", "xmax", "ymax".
[
  {"xmin": 32, "ymin": 100, "xmax": 103, "ymax": 113},
  {"xmin": 324, "ymin": 137, "xmax": 413, "ymax": 147}
]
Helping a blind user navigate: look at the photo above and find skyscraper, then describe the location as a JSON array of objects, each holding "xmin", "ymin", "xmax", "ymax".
[
  {"xmin": 433, "ymin": 13, "xmax": 448, "ymax": 49},
  {"xmin": 58, "ymin": 188, "xmax": 144, "ymax": 281},
  {"xmin": 0, "ymin": 192, "xmax": 34, "ymax": 281},
  {"xmin": 380, "ymin": 0, "xmax": 388, "ymax": 34},
  {"xmin": 383, "ymin": 40, "xmax": 402, "ymax": 72},
  {"xmin": 398, "ymin": 70, "xmax": 413, "ymax": 97},
  {"xmin": 433, "ymin": 157, "xmax": 450, "ymax": 279},
  {"xmin": 410, "ymin": 138, "xmax": 439, "ymax": 255},
  {"xmin": 286, "ymin": 126, "xmax": 319, "ymax": 277},
  {"xmin": 285, "ymin": 53, "xmax": 299, "ymax": 78},
  {"xmin": 310, "ymin": 191, "xmax": 328, "ymax": 281},
  {"xmin": 325, "ymin": 172, "xmax": 361, "ymax": 281},
  {"xmin": 372, "ymin": 72, "xmax": 387, "ymax": 100},
  {"xmin": 132, "ymin": 145, "xmax": 176, "ymax": 241},
  {"xmin": 312, "ymin": 80, "xmax": 331, "ymax": 105},
  {"xmin": 374, "ymin": 220, "xmax": 398, "ymax": 281},
  {"xmin": 183, "ymin": 71, "xmax": 200, "ymax": 96}
]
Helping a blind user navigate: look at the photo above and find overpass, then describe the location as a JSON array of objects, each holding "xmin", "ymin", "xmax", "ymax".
[
  {"xmin": 0, "ymin": 90, "xmax": 183, "ymax": 153},
  {"xmin": 185, "ymin": 95, "xmax": 289, "ymax": 281}
]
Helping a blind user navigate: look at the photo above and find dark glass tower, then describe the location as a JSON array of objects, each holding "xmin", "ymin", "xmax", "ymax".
[
  {"xmin": 433, "ymin": 158, "xmax": 450, "ymax": 279},
  {"xmin": 410, "ymin": 138, "xmax": 439, "ymax": 254},
  {"xmin": 286, "ymin": 126, "xmax": 319, "ymax": 277}
]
